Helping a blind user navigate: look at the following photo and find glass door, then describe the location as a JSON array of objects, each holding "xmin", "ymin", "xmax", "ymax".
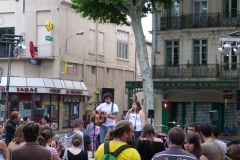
[
  {"xmin": 222, "ymin": 0, "xmax": 237, "ymax": 26},
  {"xmin": 194, "ymin": 0, "xmax": 208, "ymax": 28}
]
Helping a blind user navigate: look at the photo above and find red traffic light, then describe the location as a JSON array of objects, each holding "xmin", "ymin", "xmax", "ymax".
[{"xmin": 163, "ymin": 102, "xmax": 168, "ymax": 108}]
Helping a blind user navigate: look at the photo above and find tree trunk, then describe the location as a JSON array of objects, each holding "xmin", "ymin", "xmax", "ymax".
[{"xmin": 129, "ymin": 11, "xmax": 154, "ymax": 121}]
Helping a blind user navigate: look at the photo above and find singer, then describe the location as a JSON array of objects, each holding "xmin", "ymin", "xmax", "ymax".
[{"xmin": 125, "ymin": 100, "xmax": 145, "ymax": 146}]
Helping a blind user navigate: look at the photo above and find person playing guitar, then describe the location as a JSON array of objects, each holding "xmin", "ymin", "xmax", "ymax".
[{"xmin": 95, "ymin": 92, "xmax": 119, "ymax": 144}]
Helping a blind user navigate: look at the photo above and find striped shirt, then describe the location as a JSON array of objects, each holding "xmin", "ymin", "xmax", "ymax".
[{"xmin": 152, "ymin": 147, "xmax": 197, "ymax": 160}]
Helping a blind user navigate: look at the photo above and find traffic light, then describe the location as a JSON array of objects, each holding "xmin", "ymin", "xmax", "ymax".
[{"xmin": 163, "ymin": 102, "xmax": 169, "ymax": 108}]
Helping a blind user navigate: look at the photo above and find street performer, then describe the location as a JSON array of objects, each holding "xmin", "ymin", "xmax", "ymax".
[{"xmin": 95, "ymin": 93, "xmax": 119, "ymax": 144}]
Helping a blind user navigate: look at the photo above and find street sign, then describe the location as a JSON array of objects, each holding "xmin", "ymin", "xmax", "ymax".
[
  {"xmin": 28, "ymin": 59, "xmax": 41, "ymax": 65},
  {"xmin": 45, "ymin": 36, "xmax": 53, "ymax": 41}
]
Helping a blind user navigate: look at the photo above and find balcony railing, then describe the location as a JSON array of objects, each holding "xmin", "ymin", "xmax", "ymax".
[
  {"xmin": 153, "ymin": 63, "xmax": 239, "ymax": 80},
  {"xmin": 160, "ymin": 12, "xmax": 240, "ymax": 30},
  {"xmin": 21, "ymin": 44, "xmax": 54, "ymax": 58},
  {"xmin": 0, "ymin": 44, "xmax": 54, "ymax": 59}
]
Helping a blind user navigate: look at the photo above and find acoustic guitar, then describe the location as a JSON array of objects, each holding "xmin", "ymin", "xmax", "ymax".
[
  {"xmin": 94, "ymin": 111, "xmax": 107, "ymax": 126},
  {"xmin": 94, "ymin": 111, "xmax": 117, "ymax": 126}
]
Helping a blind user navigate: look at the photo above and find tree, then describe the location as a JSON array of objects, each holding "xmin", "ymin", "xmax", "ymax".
[{"xmin": 71, "ymin": 0, "xmax": 173, "ymax": 116}]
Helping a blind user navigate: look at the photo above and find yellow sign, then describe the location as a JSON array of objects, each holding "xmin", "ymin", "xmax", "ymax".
[
  {"xmin": 64, "ymin": 61, "xmax": 68, "ymax": 74},
  {"xmin": 45, "ymin": 20, "xmax": 53, "ymax": 32}
]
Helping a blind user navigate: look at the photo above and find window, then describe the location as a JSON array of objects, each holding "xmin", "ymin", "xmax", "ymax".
[
  {"xmin": 67, "ymin": 63, "xmax": 77, "ymax": 74},
  {"xmin": 89, "ymin": 30, "xmax": 95, "ymax": 53},
  {"xmin": 98, "ymin": 32, "xmax": 104, "ymax": 55},
  {"xmin": 137, "ymin": 56, "xmax": 151, "ymax": 75},
  {"xmin": 222, "ymin": 42, "xmax": 237, "ymax": 70},
  {"xmin": 223, "ymin": 0, "xmax": 237, "ymax": 17},
  {"xmin": 91, "ymin": 66, "xmax": 96, "ymax": 74},
  {"xmin": 193, "ymin": 40, "xmax": 207, "ymax": 65},
  {"xmin": 62, "ymin": 102, "xmax": 79, "ymax": 128},
  {"xmin": 0, "ymin": 27, "xmax": 14, "ymax": 58},
  {"xmin": 165, "ymin": 41, "xmax": 179, "ymax": 67},
  {"xmin": 194, "ymin": 0, "xmax": 208, "ymax": 28},
  {"xmin": 117, "ymin": 31, "xmax": 128, "ymax": 59},
  {"xmin": 165, "ymin": 0, "xmax": 180, "ymax": 29}
]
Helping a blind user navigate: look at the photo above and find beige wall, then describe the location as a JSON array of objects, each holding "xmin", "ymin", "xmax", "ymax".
[{"xmin": 0, "ymin": 0, "xmax": 136, "ymax": 132}]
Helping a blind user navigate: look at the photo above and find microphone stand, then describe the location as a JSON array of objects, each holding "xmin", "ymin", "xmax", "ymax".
[{"xmin": 91, "ymin": 101, "xmax": 100, "ymax": 158}]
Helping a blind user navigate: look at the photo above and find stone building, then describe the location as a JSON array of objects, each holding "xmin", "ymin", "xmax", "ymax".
[{"xmin": 0, "ymin": 0, "xmax": 136, "ymax": 132}]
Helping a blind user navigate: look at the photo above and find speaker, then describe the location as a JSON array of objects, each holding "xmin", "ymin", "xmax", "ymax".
[
  {"xmin": 101, "ymin": 88, "xmax": 115, "ymax": 103},
  {"xmin": 209, "ymin": 110, "xmax": 219, "ymax": 121},
  {"xmin": 236, "ymin": 90, "xmax": 240, "ymax": 110},
  {"xmin": 148, "ymin": 109, "xmax": 154, "ymax": 118}
]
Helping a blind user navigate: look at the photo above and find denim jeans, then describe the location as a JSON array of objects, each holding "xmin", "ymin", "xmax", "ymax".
[
  {"xmin": 132, "ymin": 130, "xmax": 142, "ymax": 147},
  {"xmin": 100, "ymin": 125, "xmax": 113, "ymax": 144}
]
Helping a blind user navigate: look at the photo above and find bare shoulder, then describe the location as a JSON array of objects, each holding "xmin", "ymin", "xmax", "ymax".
[
  {"xmin": 199, "ymin": 155, "xmax": 208, "ymax": 160},
  {"xmin": 153, "ymin": 138, "xmax": 163, "ymax": 143}
]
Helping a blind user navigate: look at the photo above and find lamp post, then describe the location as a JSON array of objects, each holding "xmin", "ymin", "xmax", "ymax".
[
  {"xmin": 0, "ymin": 34, "xmax": 23, "ymax": 120},
  {"xmin": 65, "ymin": 31, "xmax": 84, "ymax": 51}
]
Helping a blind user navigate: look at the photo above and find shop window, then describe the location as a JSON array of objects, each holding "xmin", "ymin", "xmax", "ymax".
[
  {"xmin": 62, "ymin": 102, "xmax": 79, "ymax": 128},
  {"xmin": 42, "ymin": 95, "xmax": 59, "ymax": 127},
  {"xmin": 11, "ymin": 94, "xmax": 18, "ymax": 101},
  {"xmin": 195, "ymin": 103, "xmax": 211, "ymax": 124}
]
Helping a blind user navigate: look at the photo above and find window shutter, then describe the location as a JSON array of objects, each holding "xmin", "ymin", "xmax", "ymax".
[
  {"xmin": 89, "ymin": 30, "xmax": 95, "ymax": 53},
  {"xmin": 98, "ymin": 32, "xmax": 104, "ymax": 55}
]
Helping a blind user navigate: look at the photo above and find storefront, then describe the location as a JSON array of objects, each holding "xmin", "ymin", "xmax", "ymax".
[{"xmin": 0, "ymin": 77, "xmax": 88, "ymax": 130}]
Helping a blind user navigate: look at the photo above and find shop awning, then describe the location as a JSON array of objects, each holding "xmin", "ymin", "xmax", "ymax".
[{"xmin": 0, "ymin": 77, "xmax": 88, "ymax": 96}]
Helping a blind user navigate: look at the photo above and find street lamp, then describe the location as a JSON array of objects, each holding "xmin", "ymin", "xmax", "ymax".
[
  {"xmin": 0, "ymin": 34, "xmax": 24, "ymax": 120},
  {"xmin": 65, "ymin": 31, "xmax": 84, "ymax": 51}
]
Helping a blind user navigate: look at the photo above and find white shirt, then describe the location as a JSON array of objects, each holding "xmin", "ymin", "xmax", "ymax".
[
  {"xmin": 129, "ymin": 113, "xmax": 142, "ymax": 131},
  {"xmin": 96, "ymin": 102, "xmax": 119, "ymax": 126}
]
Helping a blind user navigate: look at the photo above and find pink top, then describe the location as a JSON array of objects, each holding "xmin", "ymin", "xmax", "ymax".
[{"xmin": 49, "ymin": 147, "xmax": 58, "ymax": 160}]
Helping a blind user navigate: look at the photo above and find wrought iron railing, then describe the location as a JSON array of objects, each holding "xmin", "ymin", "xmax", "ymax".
[
  {"xmin": 153, "ymin": 63, "xmax": 239, "ymax": 79},
  {"xmin": 160, "ymin": 12, "xmax": 240, "ymax": 30}
]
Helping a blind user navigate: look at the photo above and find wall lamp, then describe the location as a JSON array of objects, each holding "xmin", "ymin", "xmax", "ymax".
[{"xmin": 65, "ymin": 31, "xmax": 84, "ymax": 52}]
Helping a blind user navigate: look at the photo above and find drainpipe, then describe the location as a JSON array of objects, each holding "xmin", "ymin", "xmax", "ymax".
[{"xmin": 96, "ymin": 22, "xmax": 99, "ymax": 88}]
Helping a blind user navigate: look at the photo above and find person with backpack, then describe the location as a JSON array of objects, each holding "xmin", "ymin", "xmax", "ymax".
[{"xmin": 94, "ymin": 120, "xmax": 140, "ymax": 160}]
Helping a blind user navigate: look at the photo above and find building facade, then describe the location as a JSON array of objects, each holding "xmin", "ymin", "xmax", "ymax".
[
  {"xmin": 153, "ymin": 0, "xmax": 240, "ymax": 135},
  {"xmin": 126, "ymin": 0, "xmax": 240, "ymax": 136},
  {"xmin": 0, "ymin": 0, "xmax": 136, "ymax": 132}
]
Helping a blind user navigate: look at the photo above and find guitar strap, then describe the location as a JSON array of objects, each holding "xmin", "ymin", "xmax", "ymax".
[{"xmin": 111, "ymin": 102, "xmax": 114, "ymax": 114}]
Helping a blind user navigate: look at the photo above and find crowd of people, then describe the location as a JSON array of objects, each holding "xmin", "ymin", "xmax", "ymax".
[{"xmin": 0, "ymin": 92, "xmax": 239, "ymax": 160}]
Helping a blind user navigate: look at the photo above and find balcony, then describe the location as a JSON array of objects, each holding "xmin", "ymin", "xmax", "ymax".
[
  {"xmin": 0, "ymin": 44, "xmax": 54, "ymax": 59},
  {"xmin": 21, "ymin": 44, "xmax": 54, "ymax": 58},
  {"xmin": 160, "ymin": 12, "xmax": 240, "ymax": 30},
  {"xmin": 152, "ymin": 63, "xmax": 239, "ymax": 80}
]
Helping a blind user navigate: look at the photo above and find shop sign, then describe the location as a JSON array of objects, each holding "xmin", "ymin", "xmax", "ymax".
[
  {"xmin": 0, "ymin": 87, "xmax": 38, "ymax": 92},
  {"xmin": 17, "ymin": 87, "xmax": 38, "ymax": 92},
  {"xmin": 50, "ymin": 88, "xmax": 61, "ymax": 93},
  {"xmin": 66, "ymin": 90, "xmax": 82, "ymax": 95}
]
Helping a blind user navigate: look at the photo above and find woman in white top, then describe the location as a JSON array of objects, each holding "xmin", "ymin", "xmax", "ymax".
[{"xmin": 125, "ymin": 100, "xmax": 145, "ymax": 146}]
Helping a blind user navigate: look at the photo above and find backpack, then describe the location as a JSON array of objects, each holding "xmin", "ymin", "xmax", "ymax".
[{"xmin": 101, "ymin": 141, "xmax": 133, "ymax": 160}]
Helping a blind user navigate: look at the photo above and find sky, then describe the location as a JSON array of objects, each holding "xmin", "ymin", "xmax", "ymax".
[{"xmin": 141, "ymin": 14, "xmax": 152, "ymax": 42}]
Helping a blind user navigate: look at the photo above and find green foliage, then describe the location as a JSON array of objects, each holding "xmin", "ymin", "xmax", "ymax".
[{"xmin": 71, "ymin": 0, "xmax": 175, "ymax": 25}]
